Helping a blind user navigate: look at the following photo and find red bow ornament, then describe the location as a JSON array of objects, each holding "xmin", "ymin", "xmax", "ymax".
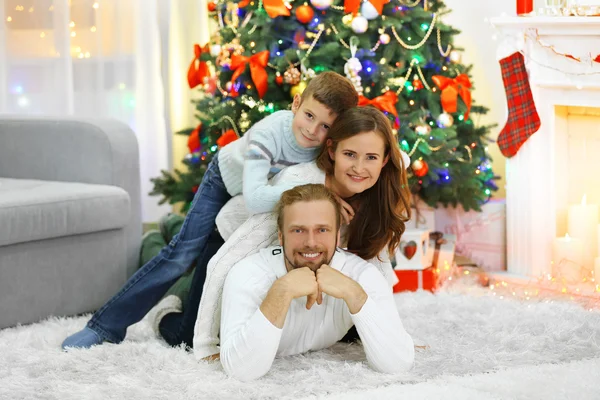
[
  {"xmin": 431, "ymin": 74, "xmax": 472, "ymax": 120},
  {"xmin": 230, "ymin": 50, "xmax": 270, "ymax": 99},
  {"xmin": 217, "ymin": 129, "xmax": 239, "ymax": 147},
  {"xmin": 345, "ymin": 0, "xmax": 388, "ymax": 15},
  {"xmin": 187, "ymin": 44, "xmax": 211, "ymax": 89},
  {"xmin": 358, "ymin": 91, "xmax": 400, "ymax": 127},
  {"xmin": 187, "ymin": 123, "xmax": 202, "ymax": 153}
]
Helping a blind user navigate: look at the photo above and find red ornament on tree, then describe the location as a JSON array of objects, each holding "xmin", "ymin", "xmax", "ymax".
[
  {"xmin": 207, "ymin": 1, "xmax": 217, "ymax": 12},
  {"xmin": 295, "ymin": 5, "xmax": 315, "ymax": 24},
  {"xmin": 412, "ymin": 159, "xmax": 429, "ymax": 177},
  {"xmin": 412, "ymin": 78, "xmax": 424, "ymax": 91},
  {"xmin": 192, "ymin": 185, "xmax": 200, "ymax": 194},
  {"xmin": 275, "ymin": 75, "xmax": 284, "ymax": 85},
  {"xmin": 187, "ymin": 123, "xmax": 202, "ymax": 153}
]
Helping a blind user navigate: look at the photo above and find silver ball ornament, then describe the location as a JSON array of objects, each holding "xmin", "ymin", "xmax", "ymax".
[
  {"xmin": 310, "ymin": 0, "xmax": 333, "ymax": 10},
  {"xmin": 437, "ymin": 112, "xmax": 454, "ymax": 128},
  {"xmin": 415, "ymin": 124, "xmax": 432, "ymax": 135},
  {"xmin": 351, "ymin": 15, "xmax": 368, "ymax": 34},
  {"xmin": 360, "ymin": 2, "xmax": 380, "ymax": 20}
]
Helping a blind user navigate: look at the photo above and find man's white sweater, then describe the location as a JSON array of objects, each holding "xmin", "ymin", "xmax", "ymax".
[
  {"xmin": 193, "ymin": 162, "xmax": 399, "ymax": 360},
  {"xmin": 219, "ymin": 247, "xmax": 415, "ymax": 381}
]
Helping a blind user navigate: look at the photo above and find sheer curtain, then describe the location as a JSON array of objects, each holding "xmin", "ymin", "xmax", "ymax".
[{"xmin": 0, "ymin": 0, "xmax": 169, "ymax": 222}]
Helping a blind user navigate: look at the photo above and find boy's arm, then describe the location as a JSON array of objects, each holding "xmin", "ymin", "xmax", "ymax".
[{"xmin": 243, "ymin": 130, "xmax": 306, "ymax": 214}]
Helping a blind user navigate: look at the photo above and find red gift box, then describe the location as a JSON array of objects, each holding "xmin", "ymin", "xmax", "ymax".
[{"xmin": 393, "ymin": 267, "xmax": 439, "ymax": 293}]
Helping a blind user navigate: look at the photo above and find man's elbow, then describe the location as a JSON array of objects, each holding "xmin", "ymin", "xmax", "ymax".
[
  {"xmin": 370, "ymin": 345, "xmax": 415, "ymax": 374},
  {"xmin": 221, "ymin": 353, "xmax": 272, "ymax": 381}
]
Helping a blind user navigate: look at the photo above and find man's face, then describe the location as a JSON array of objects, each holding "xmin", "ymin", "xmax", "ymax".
[
  {"xmin": 290, "ymin": 94, "xmax": 337, "ymax": 149},
  {"xmin": 278, "ymin": 200, "xmax": 339, "ymax": 272}
]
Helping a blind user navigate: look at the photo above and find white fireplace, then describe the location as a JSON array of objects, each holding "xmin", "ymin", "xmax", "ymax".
[{"xmin": 490, "ymin": 16, "xmax": 600, "ymax": 279}]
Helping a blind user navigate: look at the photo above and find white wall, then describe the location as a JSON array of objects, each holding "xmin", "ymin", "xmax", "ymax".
[{"xmin": 443, "ymin": 0, "xmax": 517, "ymax": 199}]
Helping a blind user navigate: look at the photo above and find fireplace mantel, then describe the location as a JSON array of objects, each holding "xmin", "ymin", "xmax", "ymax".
[
  {"xmin": 490, "ymin": 16, "xmax": 600, "ymax": 279},
  {"xmin": 490, "ymin": 16, "xmax": 600, "ymax": 35}
]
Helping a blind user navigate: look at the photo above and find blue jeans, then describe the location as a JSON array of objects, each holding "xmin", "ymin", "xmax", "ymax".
[
  {"xmin": 87, "ymin": 155, "xmax": 231, "ymax": 343},
  {"xmin": 159, "ymin": 229, "xmax": 224, "ymax": 349}
]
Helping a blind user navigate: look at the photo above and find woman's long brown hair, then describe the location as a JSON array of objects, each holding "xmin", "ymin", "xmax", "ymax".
[{"xmin": 316, "ymin": 106, "xmax": 411, "ymax": 260}]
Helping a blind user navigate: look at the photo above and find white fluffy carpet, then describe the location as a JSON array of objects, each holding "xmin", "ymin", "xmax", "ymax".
[{"xmin": 2, "ymin": 288, "xmax": 600, "ymax": 400}]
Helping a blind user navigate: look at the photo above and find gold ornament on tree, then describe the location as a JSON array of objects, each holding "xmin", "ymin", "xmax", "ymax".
[
  {"xmin": 449, "ymin": 50, "xmax": 461, "ymax": 63},
  {"xmin": 344, "ymin": 36, "xmax": 363, "ymax": 95},
  {"xmin": 284, "ymin": 65, "xmax": 301, "ymax": 85},
  {"xmin": 291, "ymin": 81, "xmax": 308, "ymax": 97},
  {"xmin": 216, "ymin": 39, "xmax": 244, "ymax": 67},
  {"xmin": 414, "ymin": 123, "xmax": 432, "ymax": 135},
  {"xmin": 342, "ymin": 13, "xmax": 354, "ymax": 26}
]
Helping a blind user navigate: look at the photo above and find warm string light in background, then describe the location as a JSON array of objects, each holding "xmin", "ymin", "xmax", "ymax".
[{"xmin": 8, "ymin": 0, "xmax": 132, "ymax": 110}]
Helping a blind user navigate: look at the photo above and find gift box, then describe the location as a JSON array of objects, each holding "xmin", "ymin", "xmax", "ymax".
[
  {"xmin": 393, "ymin": 267, "xmax": 439, "ymax": 293},
  {"xmin": 393, "ymin": 228, "xmax": 433, "ymax": 270},
  {"xmin": 434, "ymin": 199, "xmax": 506, "ymax": 272}
]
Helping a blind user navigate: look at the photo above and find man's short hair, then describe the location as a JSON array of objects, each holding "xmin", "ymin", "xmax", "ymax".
[
  {"xmin": 274, "ymin": 184, "xmax": 341, "ymax": 232},
  {"xmin": 300, "ymin": 72, "xmax": 359, "ymax": 116}
]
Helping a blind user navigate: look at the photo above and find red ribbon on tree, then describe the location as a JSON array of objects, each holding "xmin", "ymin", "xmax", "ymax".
[
  {"xmin": 358, "ymin": 91, "xmax": 400, "ymax": 128},
  {"xmin": 187, "ymin": 123, "xmax": 202, "ymax": 153},
  {"xmin": 217, "ymin": 129, "xmax": 239, "ymax": 147},
  {"xmin": 431, "ymin": 74, "xmax": 472, "ymax": 120},
  {"xmin": 230, "ymin": 51, "xmax": 270, "ymax": 99},
  {"xmin": 187, "ymin": 44, "xmax": 211, "ymax": 89},
  {"xmin": 239, "ymin": 0, "xmax": 290, "ymax": 18},
  {"xmin": 345, "ymin": 0, "xmax": 388, "ymax": 15}
]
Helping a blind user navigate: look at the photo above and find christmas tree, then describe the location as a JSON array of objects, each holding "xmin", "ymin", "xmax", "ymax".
[{"xmin": 150, "ymin": 0, "xmax": 499, "ymax": 213}]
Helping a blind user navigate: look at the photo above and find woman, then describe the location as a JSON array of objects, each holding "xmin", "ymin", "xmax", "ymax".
[{"xmin": 154, "ymin": 106, "xmax": 412, "ymax": 358}]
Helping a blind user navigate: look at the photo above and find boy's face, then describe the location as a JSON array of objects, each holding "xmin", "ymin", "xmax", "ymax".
[{"xmin": 291, "ymin": 94, "xmax": 338, "ymax": 149}]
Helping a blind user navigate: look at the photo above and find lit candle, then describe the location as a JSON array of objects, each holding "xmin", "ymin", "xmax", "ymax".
[
  {"xmin": 552, "ymin": 234, "xmax": 584, "ymax": 283},
  {"xmin": 567, "ymin": 195, "xmax": 598, "ymax": 274}
]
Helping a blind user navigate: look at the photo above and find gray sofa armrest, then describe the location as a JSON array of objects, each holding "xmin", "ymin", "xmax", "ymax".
[{"xmin": 0, "ymin": 116, "xmax": 142, "ymax": 276}]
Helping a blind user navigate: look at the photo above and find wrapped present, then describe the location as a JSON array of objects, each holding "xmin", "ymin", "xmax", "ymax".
[
  {"xmin": 434, "ymin": 199, "xmax": 506, "ymax": 272},
  {"xmin": 393, "ymin": 228, "xmax": 433, "ymax": 271},
  {"xmin": 393, "ymin": 267, "xmax": 439, "ymax": 293}
]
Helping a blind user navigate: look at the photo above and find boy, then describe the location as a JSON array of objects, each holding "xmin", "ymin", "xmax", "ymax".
[{"xmin": 62, "ymin": 71, "xmax": 358, "ymax": 349}]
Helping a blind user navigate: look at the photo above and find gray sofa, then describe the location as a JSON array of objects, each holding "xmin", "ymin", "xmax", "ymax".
[{"xmin": 0, "ymin": 117, "xmax": 142, "ymax": 329}]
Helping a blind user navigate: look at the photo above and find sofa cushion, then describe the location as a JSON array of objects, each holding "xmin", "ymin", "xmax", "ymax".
[{"xmin": 0, "ymin": 178, "xmax": 130, "ymax": 247}]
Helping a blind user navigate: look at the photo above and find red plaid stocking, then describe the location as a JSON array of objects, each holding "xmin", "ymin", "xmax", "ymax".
[{"xmin": 497, "ymin": 52, "xmax": 541, "ymax": 158}]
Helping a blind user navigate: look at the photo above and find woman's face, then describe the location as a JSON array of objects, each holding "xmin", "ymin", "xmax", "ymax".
[{"xmin": 328, "ymin": 130, "xmax": 388, "ymax": 198}]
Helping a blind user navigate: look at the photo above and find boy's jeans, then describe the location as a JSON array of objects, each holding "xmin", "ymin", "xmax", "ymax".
[{"xmin": 87, "ymin": 155, "xmax": 231, "ymax": 343}]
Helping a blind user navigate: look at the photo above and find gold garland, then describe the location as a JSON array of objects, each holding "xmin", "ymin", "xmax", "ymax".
[
  {"xmin": 267, "ymin": 27, "xmax": 324, "ymax": 69},
  {"xmin": 407, "ymin": 137, "xmax": 444, "ymax": 157},
  {"xmin": 209, "ymin": 115, "xmax": 241, "ymax": 137},
  {"xmin": 391, "ymin": 13, "xmax": 437, "ymax": 50}
]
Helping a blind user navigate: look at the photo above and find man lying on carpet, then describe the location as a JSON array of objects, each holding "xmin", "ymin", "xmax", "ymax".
[{"xmin": 217, "ymin": 183, "xmax": 414, "ymax": 381}]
